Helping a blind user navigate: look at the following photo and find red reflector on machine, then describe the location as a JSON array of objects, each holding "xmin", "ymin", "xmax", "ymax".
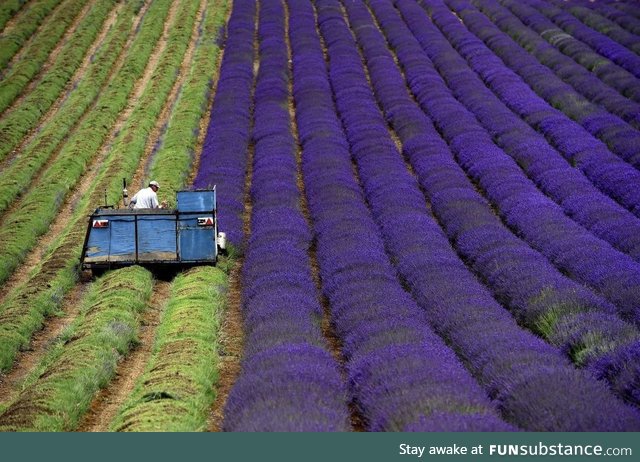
[
  {"xmin": 198, "ymin": 217, "xmax": 214, "ymax": 226},
  {"xmin": 92, "ymin": 219, "xmax": 109, "ymax": 228}
]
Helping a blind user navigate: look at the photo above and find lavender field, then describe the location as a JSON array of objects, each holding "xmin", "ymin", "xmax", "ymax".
[
  {"xmin": 1, "ymin": 0, "xmax": 640, "ymax": 432},
  {"xmin": 195, "ymin": 0, "xmax": 640, "ymax": 431}
]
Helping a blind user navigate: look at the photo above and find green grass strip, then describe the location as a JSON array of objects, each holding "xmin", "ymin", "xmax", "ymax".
[
  {"xmin": 0, "ymin": 0, "xmax": 88, "ymax": 115},
  {"xmin": 109, "ymin": 267, "xmax": 227, "ymax": 432},
  {"xmin": 0, "ymin": 0, "xmax": 174, "ymax": 286},
  {"xmin": 0, "ymin": 266, "xmax": 153, "ymax": 431},
  {"xmin": 149, "ymin": 0, "xmax": 229, "ymax": 204},
  {"xmin": 0, "ymin": 0, "xmax": 64, "ymax": 71},
  {"xmin": 0, "ymin": 0, "xmax": 140, "ymax": 213},
  {"xmin": 0, "ymin": 0, "xmax": 115, "ymax": 161},
  {"xmin": 0, "ymin": 0, "xmax": 28, "ymax": 32}
]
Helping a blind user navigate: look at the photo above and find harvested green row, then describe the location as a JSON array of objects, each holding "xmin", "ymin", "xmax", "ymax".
[
  {"xmin": 0, "ymin": 0, "xmax": 89, "ymax": 116},
  {"xmin": 0, "ymin": 0, "xmax": 202, "ymax": 371},
  {"xmin": 0, "ymin": 267, "xmax": 153, "ymax": 431},
  {"xmin": 0, "ymin": 222, "xmax": 83, "ymax": 372},
  {"xmin": 0, "ymin": 0, "xmax": 115, "ymax": 161},
  {"xmin": 150, "ymin": 0, "xmax": 229, "ymax": 203},
  {"xmin": 95, "ymin": 0, "xmax": 201, "ymax": 203},
  {"xmin": 0, "ymin": 0, "xmax": 64, "ymax": 71},
  {"xmin": 0, "ymin": 0, "xmax": 174, "ymax": 287},
  {"xmin": 0, "ymin": 0, "xmax": 142, "ymax": 213},
  {"xmin": 0, "ymin": 0, "xmax": 27, "ymax": 32},
  {"xmin": 110, "ymin": 267, "xmax": 227, "ymax": 432}
]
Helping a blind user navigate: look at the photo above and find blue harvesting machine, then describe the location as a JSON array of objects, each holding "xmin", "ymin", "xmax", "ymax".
[{"xmin": 80, "ymin": 188, "xmax": 225, "ymax": 276}]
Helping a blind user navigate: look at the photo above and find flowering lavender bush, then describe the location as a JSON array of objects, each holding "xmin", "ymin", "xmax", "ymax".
[
  {"xmin": 193, "ymin": 0, "xmax": 256, "ymax": 247},
  {"xmin": 519, "ymin": 0, "xmax": 640, "ymax": 79},
  {"xmin": 458, "ymin": 0, "xmax": 640, "ymax": 129},
  {"xmin": 492, "ymin": 0, "xmax": 640, "ymax": 105},
  {"xmin": 363, "ymin": 0, "xmax": 640, "ymax": 406},
  {"xmin": 574, "ymin": 0, "xmax": 640, "ymax": 36},
  {"xmin": 463, "ymin": 0, "xmax": 640, "ymax": 172},
  {"xmin": 378, "ymin": 0, "xmax": 640, "ymax": 328},
  {"xmin": 222, "ymin": 0, "xmax": 350, "ymax": 431},
  {"xmin": 431, "ymin": 0, "xmax": 640, "ymax": 218},
  {"xmin": 289, "ymin": 0, "xmax": 515, "ymax": 432},
  {"xmin": 378, "ymin": 0, "xmax": 640, "ymax": 264},
  {"xmin": 550, "ymin": 0, "xmax": 640, "ymax": 53},
  {"xmin": 315, "ymin": 0, "xmax": 640, "ymax": 430}
]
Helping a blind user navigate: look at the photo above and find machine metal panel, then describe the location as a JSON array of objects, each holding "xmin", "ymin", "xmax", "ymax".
[
  {"xmin": 178, "ymin": 214, "xmax": 216, "ymax": 262},
  {"xmin": 81, "ymin": 188, "xmax": 218, "ymax": 270},
  {"xmin": 84, "ymin": 215, "xmax": 136, "ymax": 263},
  {"xmin": 137, "ymin": 215, "xmax": 178, "ymax": 262},
  {"xmin": 177, "ymin": 190, "xmax": 215, "ymax": 213}
]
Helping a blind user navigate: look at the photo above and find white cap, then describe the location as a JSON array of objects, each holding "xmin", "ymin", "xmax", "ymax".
[{"xmin": 149, "ymin": 180, "xmax": 160, "ymax": 189}]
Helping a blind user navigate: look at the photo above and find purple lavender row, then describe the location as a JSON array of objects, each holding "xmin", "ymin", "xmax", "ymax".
[
  {"xmin": 610, "ymin": 1, "xmax": 640, "ymax": 22},
  {"xmin": 395, "ymin": 0, "xmax": 640, "ymax": 325},
  {"xmin": 580, "ymin": 1, "xmax": 640, "ymax": 36},
  {"xmin": 320, "ymin": 0, "xmax": 640, "ymax": 430},
  {"xmin": 520, "ymin": 0, "xmax": 640, "ymax": 78},
  {"xmin": 493, "ymin": 0, "xmax": 640, "ymax": 103},
  {"xmin": 454, "ymin": 0, "xmax": 640, "ymax": 129},
  {"xmin": 222, "ymin": 0, "xmax": 350, "ymax": 431},
  {"xmin": 380, "ymin": 0, "xmax": 640, "ymax": 263},
  {"xmin": 289, "ymin": 0, "xmax": 514, "ymax": 432},
  {"xmin": 405, "ymin": 0, "xmax": 640, "ymax": 402},
  {"xmin": 551, "ymin": 0, "xmax": 640, "ymax": 52},
  {"xmin": 193, "ymin": 0, "xmax": 256, "ymax": 247},
  {"xmin": 472, "ymin": 0, "xmax": 640, "ymax": 172},
  {"xmin": 436, "ymin": 0, "xmax": 640, "ymax": 218},
  {"xmin": 401, "ymin": 2, "xmax": 640, "ymax": 261},
  {"xmin": 365, "ymin": 0, "xmax": 640, "ymax": 406}
]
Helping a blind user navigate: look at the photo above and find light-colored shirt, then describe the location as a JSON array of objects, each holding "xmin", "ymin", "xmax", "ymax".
[{"xmin": 130, "ymin": 187, "xmax": 159, "ymax": 209}]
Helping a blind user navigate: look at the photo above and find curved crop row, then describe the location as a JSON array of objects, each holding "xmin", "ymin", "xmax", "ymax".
[
  {"xmin": 520, "ymin": 0, "xmax": 640, "ymax": 79},
  {"xmin": 0, "ymin": 0, "xmax": 174, "ymax": 287},
  {"xmin": 438, "ymin": 0, "xmax": 640, "ymax": 218},
  {"xmin": 222, "ymin": 0, "xmax": 350, "ymax": 431},
  {"xmin": 590, "ymin": 1, "xmax": 640, "ymax": 35},
  {"xmin": 396, "ymin": 0, "xmax": 640, "ymax": 326},
  {"xmin": 0, "ymin": 0, "xmax": 27, "ymax": 32},
  {"xmin": 492, "ymin": 0, "xmax": 640, "ymax": 105},
  {"xmin": 323, "ymin": 0, "xmax": 639, "ymax": 430},
  {"xmin": 452, "ymin": 0, "xmax": 640, "ymax": 172},
  {"xmin": 0, "ymin": 0, "xmax": 64, "ymax": 71},
  {"xmin": 289, "ymin": 0, "xmax": 513, "ymax": 432},
  {"xmin": 90, "ymin": 0, "xmax": 202, "ymax": 198},
  {"xmin": 470, "ymin": 0, "xmax": 640, "ymax": 172},
  {"xmin": 368, "ymin": 0, "xmax": 640, "ymax": 407},
  {"xmin": 0, "ymin": 0, "xmax": 176, "ymax": 370},
  {"xmin": 400, "ymin": 2, "xmax": 640, "ymax": 263},
  {"xmin": 552, "ymin": 0, "xmax": 640, "ymax": 53},
  {"xmin": 582, "ymin": 0, "xmax": 640, "ymax": 36},
  {"xmin": 0, "ymin": 0, "xmax": 140, "ymax": 214},
  {"xmin": 194, "ymin": 0, "xmax": 256, "ymax": 248},
  {"xmin": 0, "ymin": 267, "xmax": 153, "ymax": 432},
  {"xmin": 0, "ymin": 0, "xmax": 90, "ymax": 116},
  {"xmin": 108, "ymin": 2, "xmax": 232, "ymax": 430},
  {"xmin": 0, "ymin": 0, "xmax": 226, "ymax": 390},
  {"xmin": 456, "ymin": 0, "xmax": 640, "ymax": 129},
  {"xmin": 109, "ymin": 267, "xmax": 226, "ymax": 432},
  {"xmin": 0, "ymin": 0, "xmax": 115, "ymax": 161},
  {"xmin": 147, "ymin": 0, "xmax": 229, "ymax": 197},
  {"xmin": 611, "ymin": 1, "xmax": 640, "ymax": 21}
]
